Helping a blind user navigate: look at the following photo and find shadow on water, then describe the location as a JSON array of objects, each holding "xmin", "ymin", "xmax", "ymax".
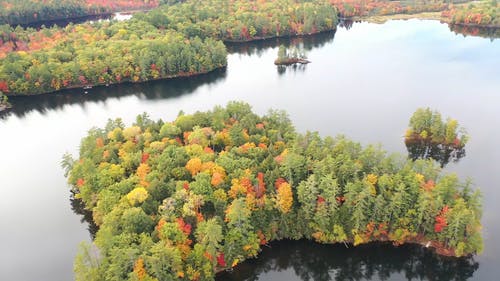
[
  {"xmin": 448, "ymin": 24, "xmax": 500, "ymax": 41},
  {"xmin": 17, "ymin": 13, "xmax": 114, "ymax": 29},
  {"xmin": 0, "ymin": 68, "xmax": 227, "ymax": 120},
  {"xmin": 405, "ymin": 136, "xmax": 466, "ymax": 168},
  {"xmin": 70, "ymin": 190, "xmax": 99, "ymax": 240},
  {"xmin": 225, "ymin": 30, "xmax": 336, "ymax": 56},
  {"xmin": 338, "ymin": 18, "xmax": 359, "ymax": 31},
  {"xmin": 217, "ymin": 240, "xmax": 479, "ymax": 281},
  {"xmin": 277, "ymin": 63, "xmax": 308, "ymax": 75}
]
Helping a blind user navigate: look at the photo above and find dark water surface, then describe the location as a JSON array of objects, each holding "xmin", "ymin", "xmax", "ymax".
[{"xmin": 1, "ymin": 20, "xmax": 499, "ymax": 281}]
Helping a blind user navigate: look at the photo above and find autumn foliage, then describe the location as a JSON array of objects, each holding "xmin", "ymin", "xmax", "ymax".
[
  {"xmin": 434, "ymin": 205, "xmax": 449, "ymax": 233},
  {"xmin": 0, "ymin": 0, "xmax": 160, "ymax": 25},
  {"xmin": 442, "ymin": 1, "xmax": 500, "ymax": 27},
  {"xmin": 67, "ymin": 102, "xmax": 483, "ymax": 281}
]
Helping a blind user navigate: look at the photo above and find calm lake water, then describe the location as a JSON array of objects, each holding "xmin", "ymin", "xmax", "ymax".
[{"xmin": 1, "ymin": 19, "xmax": 499, "ymax": 281}]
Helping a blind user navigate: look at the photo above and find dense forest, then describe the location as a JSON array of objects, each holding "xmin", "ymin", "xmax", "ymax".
[
  {"xmin": 442, "ymin": 0, "xmax": 500, "ymax": 26},
  {"xmin": 331, "ymin": 0, "xmax": 450, "ymax": 18},
  {"xmin": 64, "ymin": 102, "xmax": 483, "ymax": 281},
  {"xmin": 134, "ymin": 0, "xmax": 338, "ymax": 41},
  {"xmin": 0, "ymin": 0, "xmax": 338, "ymax": 96},
  {"xmin": 0, "ymin": 0, "xmax": 161, "ymax": 25},
  {"xmin": 0, "ymin": 19, "xmax": 226, "ymax": 95}
]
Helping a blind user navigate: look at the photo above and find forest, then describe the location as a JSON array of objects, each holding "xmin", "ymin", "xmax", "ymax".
[
  {"xmin": 0, "ymin": 19, "xmax": 227, "ymax": 95},
  {"xmin": 0, "ymin": 0, "xmax": 162, "ymax": 26},
  {"xmin": 134, "ymin": 0, "xmax": 338, "ymax": 41},
  {"xmin": 64, "ymin": 102, "xmax": 483, "ymax": 281},
  {"xmin": 0, "ymin": 0, "xmax": 338, "ymax": 96},
  {"xmin": 331, "ymin": 0, "xmax": 450, "ymax": 18},
  {"xmin": 442, "ymin": 0, "xmax": 500, "ymax": 27}
]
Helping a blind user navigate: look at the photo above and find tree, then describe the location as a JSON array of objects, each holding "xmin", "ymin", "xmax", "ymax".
[
  {"xmin": 275, "ymin": 181, "xmax": 293, "ymax": 214},
  {"xmin": 186, "ymin": 157, "xmax": 202, "ymax": 177}
]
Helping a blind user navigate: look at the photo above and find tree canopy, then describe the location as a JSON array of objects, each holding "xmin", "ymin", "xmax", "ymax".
[
  {"xmin": 0, "ymin": 0, "xmax": 339, "ymax": 96},
  {"xmin": 0, "ymin": 0, "xmax": 161, "ymax": 25},
  {"xmin": 65, "ymin": 102, "xmax": 483, "ymax": 281}
]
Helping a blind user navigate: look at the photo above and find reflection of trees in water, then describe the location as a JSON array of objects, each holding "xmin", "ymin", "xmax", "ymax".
[
  {"xmin": 277, "ymin": 63, "xmax": 308, "ymax": 75},
  {"xmin": 70, "ymin": 189, "xmax": 99, "ymax": 239},
  {"xmin": 405, "ymin": 136, "xmax": 466, "ymax": 168},
  {"xmin": 0, "ymin": 31, "xmax": 336, "ymax": 120},
  {"xmin": 338, "ymin": 19, "xmax": 358, "ymax": 30},
  {"xmin": 448, "ymin": 24, "xmax": 500, "ymax": 40},
  {"xmin": 217, "ymin": 240, "xmax": 478, "ymax": 281},
  {"xmin": 19, "ymin": 13, "xmax": 113, "ymax": 29},
  {"xmin": 225, "ymin": 31, "xmax": 336, "ymax": 56},
  {"xmin": 0, "ymin": 68, "xmax": 226, "ymax": 120}
]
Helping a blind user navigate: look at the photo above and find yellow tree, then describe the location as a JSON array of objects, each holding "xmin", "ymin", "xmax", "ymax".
[
  {"xmin": 185, "ymin": 157, "xmax": 202, "ymax": 177},
  {"xmin": 275, "ymin": 182, "xmax": 293, "ymax": 213}
]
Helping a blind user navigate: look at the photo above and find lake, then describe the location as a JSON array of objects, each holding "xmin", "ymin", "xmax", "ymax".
[{"xmin": 0, "ymin": 19, "xmax": 499, "ymax": 281}]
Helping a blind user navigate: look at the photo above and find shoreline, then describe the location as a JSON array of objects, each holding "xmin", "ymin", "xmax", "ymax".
[
  {"xmin": 0, "ymin": 103, "xmax": 12, "ymax": 113},
  {"xmin": 346, "ymin": 11, "xmax": 443, "ymax": 24},
  {"xmin": 213, "ymin": 237, "xmax": 464, "ymax": 274},
  {"xmin": 448, "ymin": 22, "xmax": 500, "ymax": 29},
  {"xmin": 223, "ymin": 27, "xmax": 337, "ymax": 44},
  {"xmin": 5, "ymin": 66, "xmax": 227, "ymax": 97},
  {"xmin": 348, "ymin": 11, "xmax": 500, "ymax": 29},
  {"xmin": 274, "ymin": 58, "xmax": 311, "ymax": 66}
]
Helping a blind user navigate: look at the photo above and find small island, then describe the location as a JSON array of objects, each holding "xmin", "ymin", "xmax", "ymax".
[
  {"xmin": 405, "ymin": 108, "xmax": 468, "ymax": 167},
  {"xmin": 274, "ymin": 45, "xmax": 311, "ymax": 65},
  {"xmin": 65, "ymin": 102, "xmax": 482, "ymax": 281}
]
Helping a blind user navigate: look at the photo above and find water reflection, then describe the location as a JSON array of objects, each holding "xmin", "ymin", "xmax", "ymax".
[
  {"xmin": 277, "ymin": 63, "xmax": 308, "ymax": 75},
  {"xmin": 18, "ymin": 14, "xmax": 114, "ymax": 29},
  {"xmin": 448, "ymin": 24, "xmax": 500, "ymax": 40},
  {"xmin": 225, "ymin": 31, "xmax": 336, "ymax": 56},
  {"xmin": 405, "ymin": 137, "xmax": 466, "ymax": 168},
  {"xmin": 0, "ymin": 68, "xmax": 227, "ymax": 120},
  {"xmin": 70, "ymin": 191, "xmax": 99, "ymax": 239},
  {"xmin": 217, "ymin": 240, "xmax": 478, "ymax": 281},
  {"xmin": 338, "ymin": 19, "xmax": 359, "ymax": 30}
]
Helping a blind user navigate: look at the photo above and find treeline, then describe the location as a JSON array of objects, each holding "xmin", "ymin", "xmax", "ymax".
[
  {"xmin": 0, "ymin": 19, "xmax": 226, "ymax": 95},
  {"xmin": 0, "ymin": 0, "xmax": 160, "ymax": 26},
  {"xmin": 64, "ymin": 102, "xmax": 483, "ymax": 281},
  {"xmin": 442, "ymin": 0, "xmax": 500, "ymax": 26},
  {"xmin": 134, "ymin": 0, "xmax": 338, "ymax": 41},
  {"xmin": 449, "ymin": 23, "xmax": 500, "ymax": 38},
  {"xmin": 331, "ymin": 0, "xmax": 452, "ymax": 18}
]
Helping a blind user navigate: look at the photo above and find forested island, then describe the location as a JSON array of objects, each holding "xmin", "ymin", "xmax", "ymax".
[
  {"xmin": 274, "ymin": 45, "xmax": 310, "ymax": 65},
  {"xmin": 64, "ymin": 102, "xmax": 483, "ymax": 281},
  {"xmin": 405, "ymin": 108, "xmax": 468, "ymax": 167}
]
